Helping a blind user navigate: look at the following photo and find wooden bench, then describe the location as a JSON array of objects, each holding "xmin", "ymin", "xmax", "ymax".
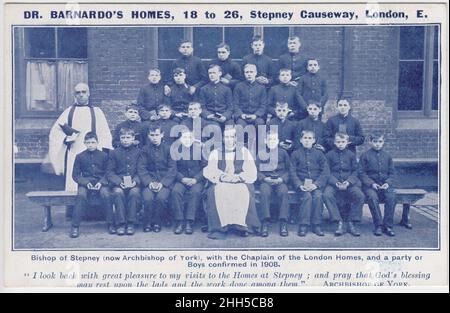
[{"xmin": 27, "ymin": 188, "xmax": 427, "ymax": 232}]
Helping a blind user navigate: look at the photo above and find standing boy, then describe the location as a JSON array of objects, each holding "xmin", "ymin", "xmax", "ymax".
[
  {"xmin": 324, "ymin": 98, "xmax": 365, "ymax": 153},
  {"xmin": 360, "ymin": 133, "xmax": 397, "ymax": 237},
  {"xmin": 256, "ymin": 131, "xmax": 291, "ymax": 237},
  {"xmin": 137, "ymin": 68, "xmax": 169, "ymax": 121},
  {"xmin": 71, "ymin": 132, "xmax": 112, "ymax": 238},
  {"xmin": 242, "ymin": 36, "xmax": 276, "ymax": 87},
  {"xmin": 278, "ymin": 36, "xmax": 307, "ymax": 84},
  {"xmin": 296, "ymin": 101, "xmax": 326, "ymax": 151},
  {"xmin": 167, "ymin": 68, "xmax": 194, "ymax": 122},
  {"xmin": 323, "ymin": 133, "xmax": 365, "ymax": 237},
  {"xmin": 290, "ymin": 130, "xmax": 330, "ymax": 237},
  {"xmin": 107, "ymin": 128, "xmax": 141, "ymax": 236},
  {"xmin": 267, "ymin": 69, "xmax": 299, "ymax": 118},
  {"xmin": 112, "ymin": 104, "xmax": 144, "ymax": 148},
  {"xmin": 210, "ymin": 43, "xmax": 243, "ymax": 89},
  {"xmin": 138, "ymin": 123, "xmax": 177, "ymax": 233}
]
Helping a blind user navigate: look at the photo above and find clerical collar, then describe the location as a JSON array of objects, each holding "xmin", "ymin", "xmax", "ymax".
[{"xmin": 75, "ymin": 102, "xmax": 91, "ymax": 107}]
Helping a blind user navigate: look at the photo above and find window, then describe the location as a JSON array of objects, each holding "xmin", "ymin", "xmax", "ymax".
[
  {"xmin": 156, "ymin": 26, "xmax": 289, "ymax": 82},
  {"xmin": 398, "ymin": 25, "xmax": 440, "ymax": 117},
  {"xmin": 19, "ymin": 27, "xmax": 88, "ymax": 115}
]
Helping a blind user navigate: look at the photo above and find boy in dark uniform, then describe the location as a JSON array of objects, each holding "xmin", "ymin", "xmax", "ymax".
[
  {"xmin": 107, "ymin": 128, "xmax": 141, "ymax": 236},
  {"xmin": 360, "ymin": 133, "xmax": 397, "ymax": 237},
  {"xmin": 71, "ymin": 132, "xmax": 112, "ymax": 238},
  {"xmin": 143, "ymin": 104, "xmax": 179, "ymax": 145},
  {"xmin": 181, "ymin": 102, "xmax": 212, "ymax": 142},
  {"xmin": 199, "ymin": 64, "xmax": 234, "ymax": 126},
  {"xmin": 267, "ymin": 102, "xmax": 297, "ymax": 153},
  {"xmin": 296, "ymin": 58, "xmax": 328, "ymax": 117},
  {"xmin": 170, "ymin": 129, "xmax": 206, "ymax": 235},
  {"xmin": 290, "ymin": 130, "xmax": 330, "ymax": 237},
  {"xmin": 267, "ymin": 69, "xmax": 300, "ymax": 118},
  {"xmin": 137, "ymin": 68, "xmax": 169, "ymax": 121},
  {"xmin": 242, "ymin": 36, "xmax": 276, "ymax": 87},
  {"xmin": 256, "ymin": 131, "xmax": 291, "ymax": 237},
  {"xmin": 324, "ymin": 97, "xmax": 365, "ymax": 153},
  {"xmin": 296, "ymin": 102, "xmax": 326, "ymax": 152},
  {"xmin": 167, "ymin": 68, "xmax": 194, "ymax": 122},
  {"xmin": 138, "ymin": 123, "xmax": 177, "ymax": 233},
  {"xmin": 210, "ymin": 43, "xmax": 243, "ymax": 89},
  {"xmin": 278, "ymin": 36, "xmax": 308, "ymax": 84},
  {"xmin": 233, "ymin": 63, "xmax": 267, "ymax": 128},
  {"xmin": 112, "ymin": 104, "xmax": 144, "ymax": 148},
  {"xmin": 172, "ymin": 40, "xmax": 207, "ymax": 96},
  {"xmin": 323, "ymin": 133, "xmax": 365, "ymax": 237}
]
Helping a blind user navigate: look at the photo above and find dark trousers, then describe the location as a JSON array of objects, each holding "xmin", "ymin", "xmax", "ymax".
[
  {"xmin": 171, "ymin": 182, "xmax": 203, "ymax": 221},
  {"xmin": 258, "ymin": 182, "xmax": 290, "ymax": 221},
  {"xmin": 364, "ymin": 187, "xmax": 397, "ymax": 228},
  {"xmin": 323, "ymin": 185, "xmax": 365, "ymax": 222},
  {"xmin": 142, "ymin": 187, "xmax": 171, "ymax": 225},
  {"xmin": 298, "ymin": 189, "xmax": 323, "ymax": 226},
  {"xmin": 72, "ymin": 186, "xmax": 112, "ymax": 227},
  {"xmin": 112, "ymin": 186, "xmax": 140, "ymax": 225}
]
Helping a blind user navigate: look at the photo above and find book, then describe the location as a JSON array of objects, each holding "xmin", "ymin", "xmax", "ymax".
[
  {"xmin": 123, "ymin": 176, "xmax": 133, "ymax": 188},
  {"xmin": 304, "ymin": 178, "xmax": 314, "ymax": 189},
  {"xmin": 59, "ymin": 123, "xmax": 80, "ymax": 136}
]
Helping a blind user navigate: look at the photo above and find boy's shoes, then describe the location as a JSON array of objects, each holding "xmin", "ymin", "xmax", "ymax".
[
  {"xmin": 200, "ymin": 225, "xmax": 209, "ymax": 233},
  {"xmin": 373, "ymin": 226, "xmax": 383, "ymax": 236},
  {"xmin": 107, "ymin": 224, "xmax": 116, "ymax": 235},
  {"xmin": 185, "ymin": 221, "xmax": 193, "ymax": 235},
  {"xmin": 297, "ymin": 225, "xmax": 308, "ymax": 237},
  {"xmin": 279, "ymin": 221, "xmax": 289, "ymax": 237},
  {"xmin": 347, "ymin": 222, "xmax": 361, "ymax": 237},
  {"xmin": 153, "ymin": 224, "xmax": 162, "ymax": 233},
  {"xmin": 69, "ymin": 226, "xmax": 79, "ymax": 238},
  {"xmin": 312, "ymin": 225, "xmax": 324, "ymax": 237},
  {"xmin": 116, "ymin": 225, "xmax": 126, "ymax": 236},
  {"xmin": 240, "ymin": 230, "xmax": 250, "ymax": 237},
  {"xmin": 334, "ymin": 221, "xmax": 345, "ymax": 236},
  {"xmin": 143, "ymin": 224, "xmax": 152, "ymax": 233},
  {"xmin": 260, "ymin": 221, "xmax": 269, "ymax": 237},
  {"xmin": 399, "ymin": 220, "xmax": 412, "ymax": 229},
  {"xmin": 174, "ymin": 222, "xmax": 184, "ymax": 235},
  {"xmin": 383, "ymin": 226, "xmax": 395, "ymax": 237},
  {"xmin": 207, "ymin": 231, "xmax": 227, "ymax": 240},
  {"xmin": 126, "ymin": 224, "xmax": 135, "ymax": 236}
]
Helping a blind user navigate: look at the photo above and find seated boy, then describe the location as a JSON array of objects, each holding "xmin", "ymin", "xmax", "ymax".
[
  {"xmin": 290, "ymin": 130, "xmax": 330, "ymax": 237},
  {"xmin": 170, "ymin": 129, "xmax": 205, "ymax": 235},
  {"xmin": 233, "ymin": 63, "xmax": 267, "ymax": 128},
  {"xmin": 168, "ymin": 67, "xmax": 194, "ymax": 122},
  {"xmin": 267, "ymin": 69, "xmax": 299, "ymax": 119},
  {"xmin": 360, "ymin": 133, "xmax": 397, "ymax": 237},
  {"xmin": 107, "ymin": 128, "xmax": 141, "ymax": 236},
  {"xmin": 256, "ymin": 131, "xmax": 291, "ymax": 237},
  {"xmin": 323, "ymin": 97, "xmax": 365, "ymax": 153},
  {"xmin": 138, "ymin": 123, "xmax": 177, "ymax": 232},
  {"xmin": 71, "ymin": 132, "xmax": 112, "ymax": 238},
  {"xmin": 323, "ymin": 133, "xmax": 365, "ymax": 237},
  {"xmin": 242, "ymin": 35, "xmax": 276, "ymax": 87},
  {"xmin": 296, "ymin": 58, "xmax": 328, "ymax": 119},
  {"xmin": 137, "ymin": 68, "xmax": 169, "ymax": 121},
  {"xmin": 267, "ymin": 102, "xmax": 297, "ymax": 153},
  {"xmin": 112, "ymin": 104, "xmax": 144, "ymax": 148},
  {"xmin": 144, "ymin": 103, "xmax": 178, "ymax": 145},
  {"xmin": 181, "ymin": 101, "xmax": 212, "ymax": 142},
  {"xmin": 296, "ymin": 101, "xmax": 326, "ymax": 151}
]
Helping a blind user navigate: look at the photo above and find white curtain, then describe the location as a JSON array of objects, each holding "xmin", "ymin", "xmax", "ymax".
[
  {"xmin": 57, "ymin": 61, "xmax": 88, "ymax": 109},
  {"xmin": 26, "ymin": 61, "xmax": 56, "ymax": 111}
]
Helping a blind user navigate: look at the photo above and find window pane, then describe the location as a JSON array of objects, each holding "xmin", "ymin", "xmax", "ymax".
[
  {"xmin": 399, "ymin": 26, "xmax": 424, "ymax": 60},
  {"xmin": 158, "ymin": 27, "xmax": 184, "ymax": 59},
  {"xmin": 57, "ymin": 28, "xmax": 87, "ymax": 58},
  {"xmin": 194, "ymin": 27, "xmax": 222, "ymax": 59},
  {"xmin": 26, "ymin": 61, "xmax": 57, "ymax": 111},
  {"xmin": 432, "ymin": 60, "xmax": 439, "ymax": 110},
  {"xmin": 264, "ymin": 27, "xmax": 289, "ymax": 59},
  {"xmin": 224, "ymin": 27, "xmax": 253, "ymax": 59},
  {"xmin": 434, "ymin": 26, "xmax": 439, "ymax": 60},
  {"xmin": 158, "ymin": 60, "xmax": 174, "ymax": 84},
  {"xmin": 25, "ymin": 28, "xmax": 55, "ymax": 58},
  {"xmin": 398, "ymin": 61, "xmax": 424, "ymax": 110},
  {"xmin": 57, "ymin": 61, "xmax": 88, "ymax": 109}
]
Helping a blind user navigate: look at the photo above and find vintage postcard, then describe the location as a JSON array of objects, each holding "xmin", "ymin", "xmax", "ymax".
[{"xmin": 1, "ymin": 0, "xmax": 448, "ymax": 294}]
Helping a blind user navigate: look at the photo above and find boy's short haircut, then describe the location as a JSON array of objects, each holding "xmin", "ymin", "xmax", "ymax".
[
  {"xmin": 147, "ymin": 122, "xmax": 163, "ymax": 134},
  {"xmin": 337, "ymin": 96, "xmax": 352, "ymax": 105},
  {"xmin": 217, "ymin": 43, "xmax": 230, "ymax": 51},
  {"xmin": 301, "ymin": 130, "xmax": 316, "ymax": 139},
  {"xmin": 275, "ymin": 101, "xmax": 289, "ymax": 108},
  {"xmin": 288, "ymin": 36, "xmax": 300, "ymax": 42},
  {"xmin": 84, "ymin": 131, "xmax": 98, "ymax": 142},
  {"xmin": 307, "ymin": 58, "xmax": 320, "ymax": 64},
  {"xmin": 173, "ymin": 67, "xmax": 185, "ymax": 75},
  {"xmin": 188, "ymin": 101, "xmax": 202, "ymax": 109},
  {"xmin": 307, "ymin": 101, "xmax": 322, "ymax": 109},
  {"xmin": 279, "ymin": 68, "xmax": 292, "ymax": 74},
  {"xmin": 179, "ymin": 39, "xmax": 193, "ymax": 46},
  {"xmin": 119, "ymin": 128, "xmax": 135, "ymax": 137},
  {"xmin": 157, "ymin": 103, "xmax": 172, "ymax": 111},
  {"xmin": 334, "ymin": 132, "xmax": 349, "ymax": 141},
  {"xmin": 243, "ymin": 63, "xmax": 257, "ymax": 71},
  {"xmin": 251, "ymin": 35, "xmax": 264, "ymax": 44},
  {"xmin": 148, "ymin": 68, "xmax": 161, "ymax": 75},
  {"xmin": 369, "ymin": 132, "xmax": 385, "ymax": 141},
  {"xmin": 208, "ymin": 64, "xmax": 222, "ymax": 72},
  {"xmin": 126, "ymin": 103, "xmax": 139, "ymax": 112}
]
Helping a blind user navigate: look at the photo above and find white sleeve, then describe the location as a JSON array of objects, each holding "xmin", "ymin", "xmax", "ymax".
[
  {"xmin": 203, "ymin": 149, "xmax": 224, "ymax": 184},
  {"xmin": 48, "ymin": 107, "xmax": 71, "ymax": 175},
  {"xmin": 239, "ymin": 147, "xmax": 257, "ymax": 183},
  {"xmin": 94, "ymin": 107, "xmax": 113, "ymax": 150}
]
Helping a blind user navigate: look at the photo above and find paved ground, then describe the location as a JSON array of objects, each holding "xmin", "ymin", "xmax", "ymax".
[{"xmin": 12, "ymin": 181, "xmax": 439, "ymax": 250}]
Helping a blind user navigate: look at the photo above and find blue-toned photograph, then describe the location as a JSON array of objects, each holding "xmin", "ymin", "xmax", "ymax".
[{"xmin": 13, "ymin": 25, "xmax": 440, "ymax": 250}]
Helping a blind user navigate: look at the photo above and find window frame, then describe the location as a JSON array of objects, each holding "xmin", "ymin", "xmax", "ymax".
[
  {"xmin": 15, "ymin": 27, "xmax": 88, "ymax": 118},
  {"xmin": 397, "ymin": 25, "xmax": 439, "ymax": 119}
]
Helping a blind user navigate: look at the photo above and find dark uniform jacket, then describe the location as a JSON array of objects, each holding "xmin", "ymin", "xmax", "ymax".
[
  {"xmin": 73, "ymin": 149, "xmax": 109, "ymax": 187},
  {"xmin": 210, "ymin": 58, "xmax": 243, "ymax": 88},
  {"xmin": 267, "ymin": 83, "xmax": 299, "ymax": 115},
  {"xmin": 268, "ymin": 117, "xmax": 297, "ymax": 144},
  {"xmin": 168, "ymin": 83, "xmax": 193, "ymax": 113},
  {"xmin": 137, "ymin": 83, "xmax": 169, "ymax": 120},
  {"xmin": 296, "ymin": 72, "xmax": 328, "ymax": 110},
  {"xmin": 107, "ymin": 145, "xmax": 141, "ymax": 187},
  {"xmin": 174, "ymin": 143, "xmax": 206, "ymax": 183},
  {"xmin": 324, "ymin": 113, "xmax": 365, "ymax": 152},
  {"xmin": 233, "ymin": 80, "xmax": 267, "ymax": 117},
  {"xmin": 359, "ymin": 148, "xmax": 395, "ymax": 187},
  {"xmin": 326, "ymin": 148, "xmax": 361, "ymax": 187},
  {"xmin": 290, "ymin": 146, "xmax": 330, "ymax": 189},
  {"xmin": 138, "ymin": 143, "xmax": 177, "ymax": 188},
  {"xmin": 256, "ymin": 148, "xmax": 290, "ymax": 183},
  {"xmin": 278, "ymin": 52, "xmax": 308, "ymax": 81},
  {"xmin": 297, "ymin": 116, "xmax": 325, "ymax": 147},
  {"xmin": 112, "ymin": 120, "xmax": 144, "ymax": 148},
  {"xmin": 242, "ymin": 53, "xmax": 276, "ymax": 85},
  {"xmin": 198, "ymin": 81, "xmax": 233, "ymax": 119},
  {"xmin": 172, "ymin": 55, "xmax": 207, "ymax": 89}
]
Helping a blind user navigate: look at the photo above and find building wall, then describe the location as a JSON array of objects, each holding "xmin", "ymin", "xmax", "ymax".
[{"xmin": 15, "ymin": 26, "xmax": 439, "ymax": 163}]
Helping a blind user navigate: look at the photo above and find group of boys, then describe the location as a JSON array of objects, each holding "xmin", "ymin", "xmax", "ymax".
[{"xmin": 70, "ymin": 35, "xmax": 397, "ymax": 240}]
